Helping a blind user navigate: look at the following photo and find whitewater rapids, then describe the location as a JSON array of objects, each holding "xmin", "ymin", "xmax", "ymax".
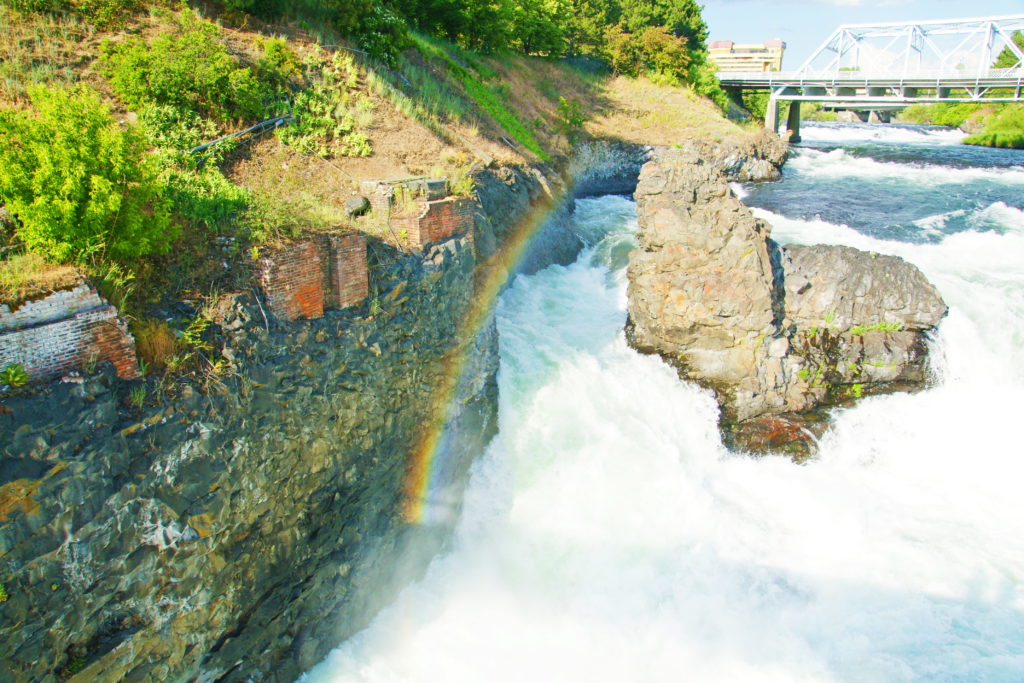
[{"xmin": 302, "ymin": 123, "xmax": 1024, "ymax": 682}]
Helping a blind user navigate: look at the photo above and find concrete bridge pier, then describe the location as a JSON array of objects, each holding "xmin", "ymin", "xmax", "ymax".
[
  {"xmin": 785, "ymin": 100, "xmax": 801, "ymax": 143},
  {"xmin": 764, "ymin": 98, "xmax": 801, "ymax": 143},
  {"xmin": 764, "ymin": 96, "xmax": 780, "ymax": 134}
]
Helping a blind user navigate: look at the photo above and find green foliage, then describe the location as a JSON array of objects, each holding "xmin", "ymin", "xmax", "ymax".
[
  {"xmin": 0, "ymin": 363, "xmax": 28, "ymax": 387},
  {"xmin": 0, "ymin": 85, "xmax": 173, "ymax": 265},
  {"xmin": 135, "ymin": 102, "xmax": 251, "ymax": 233},
  {"xmin": 0, "ymin": 581, "xmax": 7, "ymax": 602},
  {"xmin": 964, "ymin": 105, "xmax": 1024, "ymax": 149},
  {"xmin": 898, "ymin": 102, "xmax": 983, "ymax": 128},
  {"xmin": 98, "ymin": 10, "xmax": 276, "ymax": 122},
  {"xmin": 993, "ymin": 30, "xmax": 1024, "ymax": 69},
  {"xmin": 446, "ymin": 57, "xmax": 550, "ymax": 160},
  {"xmin": 0, "ymin": 0, "xmax": 140, "ymax": 27},
  {"xmin": 72, "ymin": 0, "xmax": 142, "ymax": 28},
  {"xmin": 277, "ymin": 51, "xmax": 373, "ymax": 158},
  {"xmin": 0, "ymin": 0, "xmax": 66, "ymax": 9},
  {"xmin": 555, "ymin": 96, "xmax": 587, "ymax": 142},
  {"xmin": 257, "ymin": 38, "xmax": 302, "ymax": 89}
]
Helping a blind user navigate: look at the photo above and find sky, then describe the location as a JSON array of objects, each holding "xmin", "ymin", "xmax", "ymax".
[{"xmin": 701, "ymin": 0, "xmax": 1024, "ymax": 69}]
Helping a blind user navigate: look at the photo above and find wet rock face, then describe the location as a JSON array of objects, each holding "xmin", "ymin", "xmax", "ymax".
[{"xmin": 627, "ymin": 146, "xmax": 948, "ymax": 455}]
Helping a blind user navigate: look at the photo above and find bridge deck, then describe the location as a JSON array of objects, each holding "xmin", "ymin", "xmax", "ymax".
[{"xmin": 719, "ymin": 69, "xmax": 1024, "ymax": 103}]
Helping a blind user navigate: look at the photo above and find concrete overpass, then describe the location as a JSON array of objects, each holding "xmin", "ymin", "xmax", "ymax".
[{"xmin": 717, "ymin": 15, "xmax": 1024, "ymax": 141}]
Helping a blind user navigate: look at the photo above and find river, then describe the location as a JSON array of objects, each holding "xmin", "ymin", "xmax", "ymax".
[{"xmin": 302, "ymin": 122, "xmax": 1024, "ymax": 682}]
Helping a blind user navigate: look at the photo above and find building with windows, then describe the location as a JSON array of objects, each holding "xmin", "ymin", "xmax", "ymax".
[{"xmin": 708, "ymin": 39, "xmax": 786, "ymax": 72}]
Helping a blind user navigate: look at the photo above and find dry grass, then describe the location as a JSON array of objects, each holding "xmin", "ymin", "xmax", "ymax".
[
  {"xmin": 133, "ymin": 317, "xmax": 178, "ymax": 374},
  {"xmin": 589, "ymin": 75, "xmax": 752, "ymax": 146},
  {"xmin": 0, "ymin": 8, "xmax": 100, "ymax": 108},
  {"xmin": 0, "ymin": 253, "xmax": 82, "ymax": 305}
]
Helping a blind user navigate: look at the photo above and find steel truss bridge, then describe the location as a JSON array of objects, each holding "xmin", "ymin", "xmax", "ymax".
[{"xmin": 717, "ymin": 15, "xmax": 1024, "ymax": 141}]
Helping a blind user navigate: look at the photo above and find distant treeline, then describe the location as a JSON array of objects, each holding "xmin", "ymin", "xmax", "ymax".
[{"xmin": 224, "ymin": 0, "xmax": 720, "ymax": 95}]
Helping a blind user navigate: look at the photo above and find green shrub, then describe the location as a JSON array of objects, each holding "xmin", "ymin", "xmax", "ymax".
[
  {"xmin": 556, "ymin": 96, "xmax": 587, "ymax": 142},
  {"xmin": 71, "ymin": 0, "xmax": 141, "ymax": 27},
  {"xmin": 257, "ymin": 37, "xmax": 301, "ymax": 89},
  {"xmin": 0, "ymin": 85, "xmax": 174, "ymax": 265},
  {"xmin": 98, "ymin": 10, "xmax": 275, "ymax": 122},
  {"xmin": 277, "ymin": 51, "xmax": 373, "ymax": 158}
]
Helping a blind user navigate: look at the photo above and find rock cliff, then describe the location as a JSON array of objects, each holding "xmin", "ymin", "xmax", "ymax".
[
  {"xmin": 0, "ymin": 157, "xmax": 589, "ymax": 683},
  {"xmin": 627, "ymin": 146, "xmax": 947, "ymax": 457}
]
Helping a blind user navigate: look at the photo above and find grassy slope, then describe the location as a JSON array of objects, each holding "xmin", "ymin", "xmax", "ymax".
[{"xmin": 0, "ymin": 4, "xmax": 751, "ymax": 307}]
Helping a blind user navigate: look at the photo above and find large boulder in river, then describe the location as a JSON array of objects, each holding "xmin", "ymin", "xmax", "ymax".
[{"xmin": 626, "ymin": 146, "xmax": 947, "ymax": 457}]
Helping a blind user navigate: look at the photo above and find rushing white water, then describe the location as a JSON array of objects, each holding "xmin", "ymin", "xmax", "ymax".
[
  {"xmin": 303, "ymin": 127, "xmax": 1024, "ymax": 682},
  {"xmin": 794, "ymin": 121, "xmax": 965, "ymax": 146},
  {"xmin": 786, "ymin": 148, "xmax": 1024, "ymax": 187}
]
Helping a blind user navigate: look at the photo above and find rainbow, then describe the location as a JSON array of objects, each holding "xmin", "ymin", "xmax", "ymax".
[{"xmin": 402, "ymin": 184, "xmax": 568, "ymax": 524}]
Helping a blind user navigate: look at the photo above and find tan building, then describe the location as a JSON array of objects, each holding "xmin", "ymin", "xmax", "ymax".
[{"xmin": 708, "ymin": 39, "xmax": 786, "ymax": 72}]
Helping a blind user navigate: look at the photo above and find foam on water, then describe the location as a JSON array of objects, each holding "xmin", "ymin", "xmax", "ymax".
[
  {"xmin": 302, "ymin": 145, "xmax": 1024, "ymax": 682},
  {"xmin": 794, "ymin": 121, "xmax": 966, "ymax": 146},
  {"xmin": 786, "ymin": 148, "xmax": 1024, "ymax": 186}
]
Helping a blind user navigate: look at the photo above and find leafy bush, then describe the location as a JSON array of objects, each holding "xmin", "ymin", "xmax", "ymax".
[
  {"xmin": 71, "ymin": 0, "xmax": 141, "ymax": 27},
  {"xmin": 602, "ymin": 25, "xmax": 690, "ymax": 80},
  {"xmin": 277, "ymin": 51, "xmax": 373, "ymax": 158},
  {"xmin": 556, "ymin": 96, "xmax": 587, "ymax": 142},
  {"xmin": 0, "ymin": 85, "xmax": 174, "ymax": 264},
  {"xmin": 98, "ymin": 10, "xmax": 275, "ymax": 122}
]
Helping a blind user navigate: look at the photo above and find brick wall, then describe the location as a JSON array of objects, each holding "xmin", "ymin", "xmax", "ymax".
[
  {"xmin": 327, "ymin": 234, "xmax": 369, "ymax": 309},
  {"xmin": 392, "ymin": 197, "xmax": 474, "ymax": 250},
  {"xmin": 0, "ymin": 285, "xmax": 139, "ymax": 381},
  {"xmin": 1, "ymin": 284, "xmax": 99, "ymax": 330},
  {"xmin": 359, "ymin": 179, "xmax": 450, "ymax": 227},
  {"xmin": 257, "ymin": 234, "xmax": 369, "ymax": 322},
  {"xmin": 256, "ymin": 241, "xmax": 325, "ymax": 322}
]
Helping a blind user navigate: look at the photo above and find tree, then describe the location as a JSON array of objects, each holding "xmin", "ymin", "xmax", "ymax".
[
  {"xmin": 617, "ymin": 0, "xmax": 708, "ymax": 48},
  {"xmin": 0, "ymin": 85, "xmax": 174, "ymax": 265}
]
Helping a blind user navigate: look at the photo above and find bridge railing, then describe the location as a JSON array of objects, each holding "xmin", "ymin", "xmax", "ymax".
[{"xmin": 719, "ymin": 67, "xmax": 1024, "ymax": 82}]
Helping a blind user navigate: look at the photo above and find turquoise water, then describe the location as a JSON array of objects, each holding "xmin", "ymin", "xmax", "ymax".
[{"xmin": 302, "ymin": 123, "xmax": 1024, "ymax": 682}]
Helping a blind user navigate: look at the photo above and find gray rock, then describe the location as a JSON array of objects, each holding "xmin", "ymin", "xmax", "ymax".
[
  {"xmin": 627, "ymin": 144, "xmax": 947, "ymax": 454},
  {"xmin": 345, "ymin": 196, "xmax": 370, "ymax": 217}
]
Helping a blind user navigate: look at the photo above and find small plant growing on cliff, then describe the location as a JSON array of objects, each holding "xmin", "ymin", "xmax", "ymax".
[
  {"xmin": 128, "ymin": 385, "xmax": 146, "ymax": 411},
  {"xmin": 0, "ymin": 581, "xmax": 8, "ymax": 602},
  {"xmin": 848, "ymin": 321, "xmax": 904, "ymax": 336},
  {"xmin": 0, "ymin": 363, "xmax": 28, "ymax": 388}
]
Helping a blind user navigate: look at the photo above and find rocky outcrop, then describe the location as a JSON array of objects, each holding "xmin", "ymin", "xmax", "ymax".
[
  {"xmin": 669, "ymin": 128, "xmax": 789, "ymax": 183},
  {"xmin": 627, "ymin": 146, "xmax": 947, "ymax": 457}
]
